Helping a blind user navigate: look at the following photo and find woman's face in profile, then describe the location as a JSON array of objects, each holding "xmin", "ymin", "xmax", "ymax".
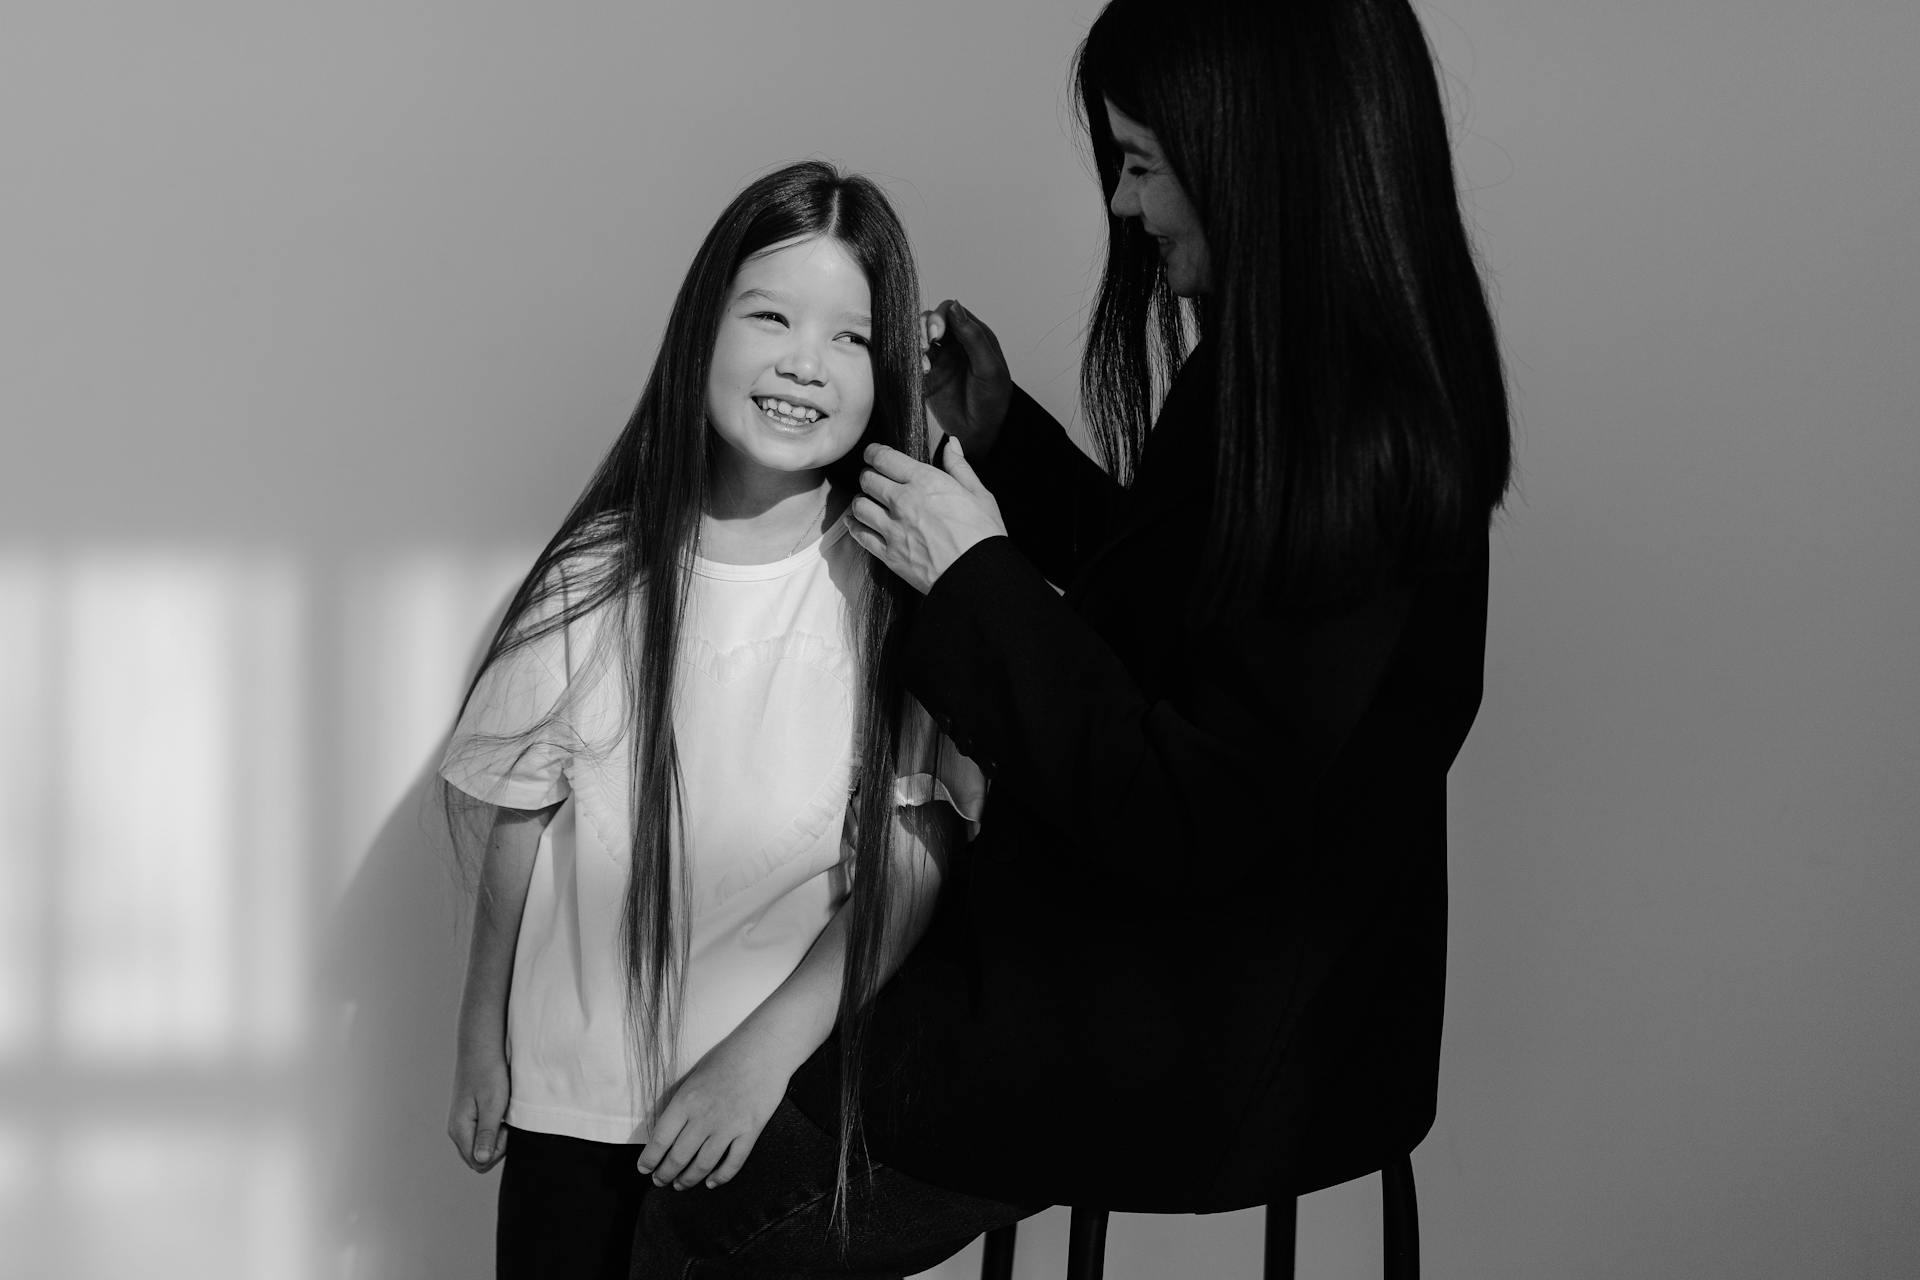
[{"xmin": 1103, "ymin": 98, "xmax": 1210, "ymax": 297}]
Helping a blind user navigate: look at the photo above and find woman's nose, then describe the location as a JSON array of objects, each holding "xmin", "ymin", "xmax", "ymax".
[{"xmin": 1108, "ymin": 172, "xmax": 1140, "ymax": 220}]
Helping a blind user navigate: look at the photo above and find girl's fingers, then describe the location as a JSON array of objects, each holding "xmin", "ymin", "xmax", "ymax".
[
  {"xmin": 635, "ymin": 1112, "xmax": 685, "ymax": 1178},
  {"xmin": 448, "ymin": 1100, "xmax": 478, "ymax": 1168},
  {"xmin": 671, "ymin": 1132, "xmax": 730, "ymax": 1191},
  {"xmin": 706, "ymin": 1134, "xmax": 756, "ymax": 1188},
  {"xmin": 473, "ymin": 1119, "xmax": 500, "ymax": 1167},
  {"xmin": 650, "ymin": 1124, "xmax": 711, "ymax": 1188},
  {"xmin": 490, "ymin": 1125, "xmax": 511, "ymax": 1165}
]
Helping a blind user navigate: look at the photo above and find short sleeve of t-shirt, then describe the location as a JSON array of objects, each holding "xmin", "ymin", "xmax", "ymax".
[{"xmin": 440, "ymin": 623, "xmax": 577, "ymax": 811}]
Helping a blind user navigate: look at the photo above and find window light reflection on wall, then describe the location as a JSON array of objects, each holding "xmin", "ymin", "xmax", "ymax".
[{"xmin": 0, "ymin": 544, "xmax": 537, "ymax": 1278}]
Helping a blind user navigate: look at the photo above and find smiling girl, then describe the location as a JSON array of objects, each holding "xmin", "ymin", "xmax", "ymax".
[{"xmin": 437, "ymin": 161, "xmax": 973, "ymax": 1280}]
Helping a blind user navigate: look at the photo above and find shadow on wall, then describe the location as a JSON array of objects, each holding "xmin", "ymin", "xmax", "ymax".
[{"xmin": 322, "ymin": 761, "xmax": 495, "ymax": 1280}]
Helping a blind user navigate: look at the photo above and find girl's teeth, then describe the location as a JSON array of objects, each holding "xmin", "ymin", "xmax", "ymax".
[{"xmin": 759, "ymin": 398, "xmax": 819, "ymax": 422}]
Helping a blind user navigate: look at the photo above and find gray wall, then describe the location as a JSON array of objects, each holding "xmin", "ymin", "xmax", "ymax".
[{"xmin": 2, "ymin": 1, "xmax": 1915, "ymax": 1275}]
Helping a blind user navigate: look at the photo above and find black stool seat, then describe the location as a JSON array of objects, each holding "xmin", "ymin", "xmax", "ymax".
[{"xmin": 978, "ymin": 1154, "xmax": 1418, "ymax": 1280}]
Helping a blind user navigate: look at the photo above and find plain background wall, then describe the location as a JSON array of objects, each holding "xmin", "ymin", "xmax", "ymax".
[{"xmin": 2, "ymin": 1, "xmax": 1916, "ymax": 1276}]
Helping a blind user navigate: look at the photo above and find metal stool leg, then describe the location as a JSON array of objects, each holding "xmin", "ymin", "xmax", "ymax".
[
  {"xmin": 978, "ymin": 1223, "xmax": 1018, "ymax": 1280},
  {"xmin": 1381, "ymin": 1155, "xmax": 1419, "ymax": 1280},
  {"xmin": 1262, "ymin": 1198, "xmax": 1298, "ymax": 1280},
  {"xmin": 1066, "ymin": 1207, "xmax": 1109, "ymax": 1280}
]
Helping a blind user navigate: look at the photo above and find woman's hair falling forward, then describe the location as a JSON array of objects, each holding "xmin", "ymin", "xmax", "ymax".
[{"xmin": 1076, "ymin": 0, "xmax": 1512, "ymax": 613}]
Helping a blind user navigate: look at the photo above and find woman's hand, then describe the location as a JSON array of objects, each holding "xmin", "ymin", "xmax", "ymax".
[
  {"xmin": 636, "ymin": 1032, "xmax": 791, "ymax": 1191},
  {"xmin": 922, "ymin": 300, "xmax": 1012, "ymax": 458},
  {"xmin": 448, "ymin": 1038, "xmax": 511, "ymax": 1173},
  {"xmin": 850, "ymin": 439, "xmax": 1007, "ymax": 594}
]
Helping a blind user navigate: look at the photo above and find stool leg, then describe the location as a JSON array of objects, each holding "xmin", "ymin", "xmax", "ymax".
[
  {"xmin": 1066, "ymin": 1207, "xmax": 1109, "ymax": 1280},
  {"xmin": 1381, "ymin": 1155, "xmax": 1419, "ymax": 1280},
  {"xmin": 1263, "ymin": 1199, "xmax": 1297, "ymax": 1280},
  {"xmin": 978, "ymin": 1224, "xmax": 1017, "ymax": 1280}
]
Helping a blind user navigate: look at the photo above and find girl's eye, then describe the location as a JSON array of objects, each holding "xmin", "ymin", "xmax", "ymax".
[
  {"xmin": 749, "ymin": 311, "xmax": 787, "ymax": 326},
  {"xmin": 840, "ymin": 333, "xmax": 871, "ymax": 348}
]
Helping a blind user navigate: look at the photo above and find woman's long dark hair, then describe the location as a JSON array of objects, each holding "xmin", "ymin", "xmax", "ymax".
[
  {"xmin": 1076, "ymin": 0, "xmax": 1512, "ymax": 612},
  {"xmin": 446, "ymin": 161, "xmax": 930, "ymax": 1210}
]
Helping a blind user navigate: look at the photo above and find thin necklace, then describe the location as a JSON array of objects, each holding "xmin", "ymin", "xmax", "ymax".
[{"xmin": 785, "ymin": 482, "xmax": 830, "ymax": 557}]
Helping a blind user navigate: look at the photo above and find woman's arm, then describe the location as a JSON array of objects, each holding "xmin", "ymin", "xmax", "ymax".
[
  {"xmin": 635, "ymin": 802, "xmax": 956, "ymax": 1190},
  {"xmin": 970, "ymin": 387, "xmax": 1126, "ymax": 586},
  {"xmin": 922, "ymin": 301, "xmax": 1123, "ymax": 585},
  {"xmin": 906, "ymin": 537, "xmax": 1481, "ymax": 894},
  {"xmin": 447, "ymin": 802, "xmax": 558, "ymax": 1172}
]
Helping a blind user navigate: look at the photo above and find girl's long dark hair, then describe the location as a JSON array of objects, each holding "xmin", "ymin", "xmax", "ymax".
[
  {"xmin": 446, "ymin": 160, "xmax": 930, "ymax": 1213},
  {"xmin": 1076, "ymin": 0, "xmax": 1512, "ymax": 612}
]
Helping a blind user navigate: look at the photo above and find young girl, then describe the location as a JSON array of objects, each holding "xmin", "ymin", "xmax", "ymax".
[{"xmin": 439, "ymin": 161, "xmax": 975, "ymax": 1280}]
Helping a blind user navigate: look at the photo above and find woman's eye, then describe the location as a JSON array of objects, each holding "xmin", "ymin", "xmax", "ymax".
[{"xmin": 1125, "ymin": 164, "xmax": 1150, "ymax": 178}]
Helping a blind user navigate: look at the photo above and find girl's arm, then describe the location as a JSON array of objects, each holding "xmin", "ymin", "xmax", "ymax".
[
  {"xmin": 635, "ymin": 801, "xmax": 956, "ymax": 1191},
  {"xmin": 447, "ymin": 802, "xmax": 558, "ymax": 1172}
]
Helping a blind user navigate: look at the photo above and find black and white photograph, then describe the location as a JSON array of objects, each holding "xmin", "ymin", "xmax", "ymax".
[{"xmin": 3, "ymin": 1, "xmax": 1915, "ymax": 1276}]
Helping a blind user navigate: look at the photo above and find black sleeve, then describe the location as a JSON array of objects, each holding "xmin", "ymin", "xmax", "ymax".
[
  {"xmin": 969, "ymin": 386, "xmax": 1125, "ymax": 588},
  {"xmin": 906, "ymin": 537, "xmax": 1420, "ymax": 891}
]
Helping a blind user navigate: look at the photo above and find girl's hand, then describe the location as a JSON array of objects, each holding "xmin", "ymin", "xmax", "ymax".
[
  {"xmin": 849, "ymin": 438, "xmax": 1007, "ymax": 595},
  {"xmin": 636, "ymin": 1034, "xmax": 790, "ymax": 1191},
  {"xmin": 922, "ymin": 300, "xmax": 1012, "ymax": 458},
  {"xmin": 448, "ymin": 1040, "xmax": 511, "ymax": 1173}
]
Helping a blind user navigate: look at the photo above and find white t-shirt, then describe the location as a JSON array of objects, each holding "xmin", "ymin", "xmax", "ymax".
[{"xmin": 440, "ymin": 516, "xmax": 980, "ymax": 1144}]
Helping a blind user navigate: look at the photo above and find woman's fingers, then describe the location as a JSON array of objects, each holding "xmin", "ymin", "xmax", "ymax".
[
  {"xmin": 846, "ymin": 520, "xmax": 887, "ymax": 565},
  {"xmin": 857, "ymin": 465, "xmax": 901, "ymax": 505},
  {"xmin": 848, "ymin": 495, "xmax": 893, "ymax": 542},
  {"xmin": 861, "ymin": 442, "xmax": 922, "ymax": 482},
  {"xmin": 937, "ymin": 300, "xmax": 1008, "ymax": 380},
  {"xmin": 939, "ymin": 436, "xmax": 984, "ymax": 493}
]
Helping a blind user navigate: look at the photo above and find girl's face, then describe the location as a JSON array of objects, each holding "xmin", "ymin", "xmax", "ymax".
[
  {"xmin": 707, "ymin": 235, "xmax": 875, "ymax": 487},
  {"xmin": 1103, "ymin": 98, "xmax": 1210, "ymax": 297}
]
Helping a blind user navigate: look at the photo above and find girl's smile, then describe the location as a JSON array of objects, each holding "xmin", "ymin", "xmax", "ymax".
[{"xmin": 752, "ymin": 394, "xmax": 828, "ymax": 428}]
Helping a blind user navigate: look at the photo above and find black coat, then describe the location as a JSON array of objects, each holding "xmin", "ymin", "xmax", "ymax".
[{"xmin": 790, "ymin": 351, "xmax": 1491, "ymax": 1212}]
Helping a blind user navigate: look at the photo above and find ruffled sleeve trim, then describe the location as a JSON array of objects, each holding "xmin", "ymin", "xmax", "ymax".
[{"xmin": 892, "ymin": 768, "xmax": 986, "ymax": 824}]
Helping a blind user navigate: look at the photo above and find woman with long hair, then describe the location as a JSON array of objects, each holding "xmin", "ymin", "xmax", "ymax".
[
  {"xmin": 637, "ymin": 0, "xmax": 1512, "ymax": 1272},
  {"xmin": 440, "ymin": 160, "xmax": 974, "ymax": 1279}
]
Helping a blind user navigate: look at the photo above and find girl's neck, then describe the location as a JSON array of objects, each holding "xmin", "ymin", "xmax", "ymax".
[{"xmin": 700, "ymin": 466, "xmax": 840, "ymax": 566}]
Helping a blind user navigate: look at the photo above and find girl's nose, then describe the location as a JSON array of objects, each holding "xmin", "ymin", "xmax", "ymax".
[{"xmin": 776, "ymin": 340, "xmax": 824, "ymax": 385}]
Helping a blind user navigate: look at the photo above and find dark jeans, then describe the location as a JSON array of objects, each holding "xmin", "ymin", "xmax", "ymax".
[
  {"xmin": 632, "ymin": 1100, "xmax": 1038, "ymax": 1278},
  {"xmin": 499, "ymin": 1127, "xmax": 650, "ymax": 1280}
]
